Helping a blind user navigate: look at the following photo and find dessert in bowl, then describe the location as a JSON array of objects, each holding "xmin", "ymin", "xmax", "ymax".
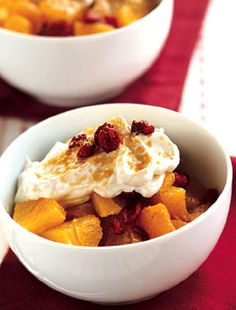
[
  {"xmin": 0, "ymin": 0, "xmax": 173, "ymax": 107},
  {"xmin": 0, "ymin": 104, "xmax": 232, "ymax": 304}
]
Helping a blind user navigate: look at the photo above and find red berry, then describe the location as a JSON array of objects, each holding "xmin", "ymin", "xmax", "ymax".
[
  {"xmin": 174, "ymin": 171, "xmax": 189, "ymax": 187},
  {"xmin": 77, "ymin": 142, "xmax": 96, "ymax": 159},
  {"xmin": 111, "ymin": 218, "xmax": 124, "ymax": 235},
  {"xmin": 128, "ymin": 202, "xmax": 142, "ymax": 223},
  {"xmin": 131, "ymin": 120, "xmax": 155, "ymax": 135},
  {"xmin": 83, "ymin": 11, "xmax": 101, "ymax": 23},
  {"xmin": 104, "ymin": 15, "xmax": 119, "ymax": 28},
  {"xmin": 39, "ymin": 22, "xmax": 72, "ymax": 37},
  {"xmin": 69, "ymin": 134, "xmax": 87, "ymax": 149},
  {"xmin": 201, "ymin": 188, "xmax": 219, "ymax": 204},
  {"xmin": 94, "ymin": 123, "xmax": 121, "ymax": 153}
]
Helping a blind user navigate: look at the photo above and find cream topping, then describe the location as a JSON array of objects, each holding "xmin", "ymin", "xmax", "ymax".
[{"xmin": 15, "ymin": 116, "xmax": 180, "ymax": 206}]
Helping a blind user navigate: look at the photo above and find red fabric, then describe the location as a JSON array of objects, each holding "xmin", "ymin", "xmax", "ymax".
[{"xmin": 2, "ymin": 0, "xmax": 232, "ymax": 309}]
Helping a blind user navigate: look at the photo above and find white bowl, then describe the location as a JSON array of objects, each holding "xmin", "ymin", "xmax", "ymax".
[
  {"xmin": 0, "ymin": 0, "xmax": 173, "ymax": 107},
  {"xmin": 0, "ymin": 104, "xmax": 232, "ymax": 304}
]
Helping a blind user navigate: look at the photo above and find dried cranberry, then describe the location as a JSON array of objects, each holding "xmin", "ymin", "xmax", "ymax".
[
  {"xmin": 77, "ymin": 142, "xmax": 96, "ymax": 159},
  {"xmin": 69, "ymin": 134, "xmax": 87, "ymax": 149},
  {"xmin": 104, "ymin": 15, "xmax": 119, "ymax": 28},
  {"xmin": 201, "ymin": 188, "xmax": 219, "ymax": 204},
  {"xmin": 174, "ymin": 171, "xmax": 190, "ymax": 187},
  {"xmin": 39, "ymin": 21, "xmax": 72, "ymax": 37},
  {"xmin": 83, "ymin": 11, "xmax": 101, "ymax": 24},
  {"xmin": 128, "ymin": 202, "xmax": 142, "ymax": 223},
  {"xmin": 111, "ymin": 218, "xmax": 124, "ymax": 235},
  {"xmin": 94, "ymin": 123, "xmax": 121, "ymax": 153},
  {"xmin": 131, "ymin": 120, "xmax": 155, "ymax": 135}
]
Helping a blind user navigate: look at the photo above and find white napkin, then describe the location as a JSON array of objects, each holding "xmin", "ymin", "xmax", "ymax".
[{"xmin": 180, "ymin": 0, "xmax": 236, "ymax": 156}]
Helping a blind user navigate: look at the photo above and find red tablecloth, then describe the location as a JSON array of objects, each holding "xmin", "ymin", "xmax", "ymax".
[{"xmin": 2, "ymin": 1, "xmax": 235, "ymax": 309}]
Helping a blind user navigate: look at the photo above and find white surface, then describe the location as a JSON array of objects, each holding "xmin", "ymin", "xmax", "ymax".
[
  {"xmin": 0, "ymin": 104, "xmax": 232, "ymax": 304},
  {"xmin": 180, "ymin": 0, "xmax": 236, "ymax": 156},
  {"xmin": 0, "ymin": 0, "xmax": 173, "ymax": 107}
]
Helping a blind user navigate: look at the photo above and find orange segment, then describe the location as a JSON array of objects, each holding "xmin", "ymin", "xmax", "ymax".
[
  {"xmin": 41, "ymin": 215, "xmax": 102, "ymax": 246},
  {"xmin": 39, "ymin": 0, "xmax": 84, "ymax": 24},
  {"xmin": 0, "ymin": 7, "xmax": 9, "ymax": 26},
  {"xmin": 74, "ymin": 21, "xmax": 114, "ymax": 36},
  {"xmin": 152, "ymin": 186, "xmax": 189, "ymax": 221},
  {"xmin": 11, "ymin": 1, "xmax": 42, "ymax": 33},
  {"xmin": 161, "ymin": 172, "xmax": 175, "ymax": 189},
  {"xmin": 13, "ymin": 198, "xmax": 66, "ymax": 234},
  {"xmin": 171, "ymin": 219, "xmax": 187, "ymax": 229},
  {"xmin": 91, "ymin": 192, "xmax": 122, "ymax": 217},
  {"xmin": 116, "ymin": 4, "xmax": 139, "ymax": 27},
  {"xmin": 4, "ymin": 14, "xmax": 33, "ymax": 34},
  {"xmin": 138, "ymin": 203, "xmax": 175, "ymax": 239}
]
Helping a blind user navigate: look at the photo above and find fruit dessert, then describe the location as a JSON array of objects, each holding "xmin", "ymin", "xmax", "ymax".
[
  {"xmin": 13, "ymin": 116, "xmax": 219, "ymax": 247},
  {"xmin": 0, "ymin": 0, "xmax": 160, "ymax": 36}
]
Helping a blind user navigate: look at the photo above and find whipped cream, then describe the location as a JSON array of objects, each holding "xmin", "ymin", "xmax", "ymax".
[{"xmin": 15, "ymin": 116, "xmax": 180, "ymax": 206}]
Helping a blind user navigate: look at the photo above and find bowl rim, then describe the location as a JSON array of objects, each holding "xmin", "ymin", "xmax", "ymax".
[
  {"xmin": 0, "ymin": 0, "xmax": 171, "ymax": 42},
  {"xmin": 0, "ymin": 103, "xmax": 232, "ymax": 253}
]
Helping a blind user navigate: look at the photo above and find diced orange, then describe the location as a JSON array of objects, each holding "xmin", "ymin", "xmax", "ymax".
[
  {"xmin": 171, "ymin": 219, "xmax": 187, "ymax": 229},
  {"xmin": 0, "ymin": 7, "xmax": 9, "ymax": 26},
  {"xmin": 152, "ymin": 186, "xmax": 189, "ymax": 221},
  {"xmin": 138, "ymin": 203, "xmax": 175, "ymax": 239},
  {"xmin": 11, "ymin": 1, "xmax": 42, "ymax": 33},
  {"xmin": 116, "ymin": 4, "xmax": 139, "ymax": 27},
  {"xmin": 13, "ymin": 198, "xmax": 66, "ymax": 234},
  {"xmin": 146, "ymin": 173, "xmax": 175, "ymax": 206},
  {"xmin": 74, "ymin": 21, "xmax": 114, "ymax": 36},
  {"xmin": 39, "ymin": 0, "xmax": 84, "ymax": 24},
  {"xmin": 41, "ymin": 215, "xmax": 102, "ymax": 246},
  {"xmin": 91, "ymin": 192, "xmax": 122, "ymax": 217},
  {"xmin": 66, "ymin": 202, "xmax": 95, "ymax": 220},
  {"xmin": 161, "ymin": 172, "xmax": 175, "ymax": 189},
  {"xmin": 89, "ymin": 0, "xmax": 112, "ymax": 16},
  {"xmin": 4, "ymin": 14, "xmax": 33, "ymax": 34}
]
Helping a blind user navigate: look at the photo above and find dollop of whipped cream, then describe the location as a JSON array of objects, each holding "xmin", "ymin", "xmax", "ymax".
[{"xmin": 15, "ymin": 116, "xmax": 180, "ymax": 206}]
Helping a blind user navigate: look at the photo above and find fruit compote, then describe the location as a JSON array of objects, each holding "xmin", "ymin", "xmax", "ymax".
[
  {"xmin": 0, "ymin": 0, "xmax": 160, "ymax": 36},
  {"xmin": 13, "ymin": 116, "xmax": 219, "ymax": 247}
]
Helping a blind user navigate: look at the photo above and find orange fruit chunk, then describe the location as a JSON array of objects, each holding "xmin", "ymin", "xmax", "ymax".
[
  {"xmin": 115, "ymin": 4, "xmax": 139, "ymax": 27},
  {"xmin": 138, "ymin": 203, "xmax": 175, "ymax": 239},
  {"xmin": 74, "ymin": 21, "xmax": 114, "ymax": 36},
  {"xmin": 171, "ymin": 219, "xmax": 187, "ymax": 229},
  {"xmin": 39, "ymin": 0, "xmax": 84, "ymax": 24},
  {"xmin": 4, "ymin": 14, "xmax": 33, "ymax": 34},
  {"xmin": 151, "ymin": 186, "xmax": 189, "ymax": 221},
  {"xmin": 11, "ymin": 1, "xmax": 42, "ymax": 33},
  {"xmin": 161, "ymin": 172, "xmax": 175, "ymax": 189},
  {"xmin": 13, "ymin": 198, "xmax": 66, "ymax": 234},
  {"xmin": 0, "ymin": 7, "xmax": 9, "ymax": 26},
  {"xmin": 91, "ymin": 192, "xmax": 122, "ymax": 217},
  {"xmin": 41, "ymin": 215, "xmax": 102, "ymax": 246}
]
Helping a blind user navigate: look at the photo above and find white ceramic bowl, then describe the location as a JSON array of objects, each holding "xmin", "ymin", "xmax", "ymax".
[
  {"xmin": 0, "ymin": 0, "xmax": 173, "ymax": 107},
  {"xmin": 0, "ymin": 104, "xmax": 232, "ymax": 304}
]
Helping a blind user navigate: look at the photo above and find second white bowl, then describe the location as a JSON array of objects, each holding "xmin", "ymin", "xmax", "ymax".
[{"xmin": 0, "ymin": 0, "xmax": 173, "ymax": 107}]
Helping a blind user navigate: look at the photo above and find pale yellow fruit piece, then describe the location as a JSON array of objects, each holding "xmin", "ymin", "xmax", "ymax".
[
  {"xmin": 13, "ymin": 198, "xmax": 66, "ymax": 234},
  {"xmin": 91, "ymin": 192, "xmax": 122, "ymax": 217},
  {"xmin": 41, "ymin": 215, "xmax": 102, "ymax": 246},
  {"xmin": 138, "ymin": 203, "xmax": 175, "ymax": 239}
]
